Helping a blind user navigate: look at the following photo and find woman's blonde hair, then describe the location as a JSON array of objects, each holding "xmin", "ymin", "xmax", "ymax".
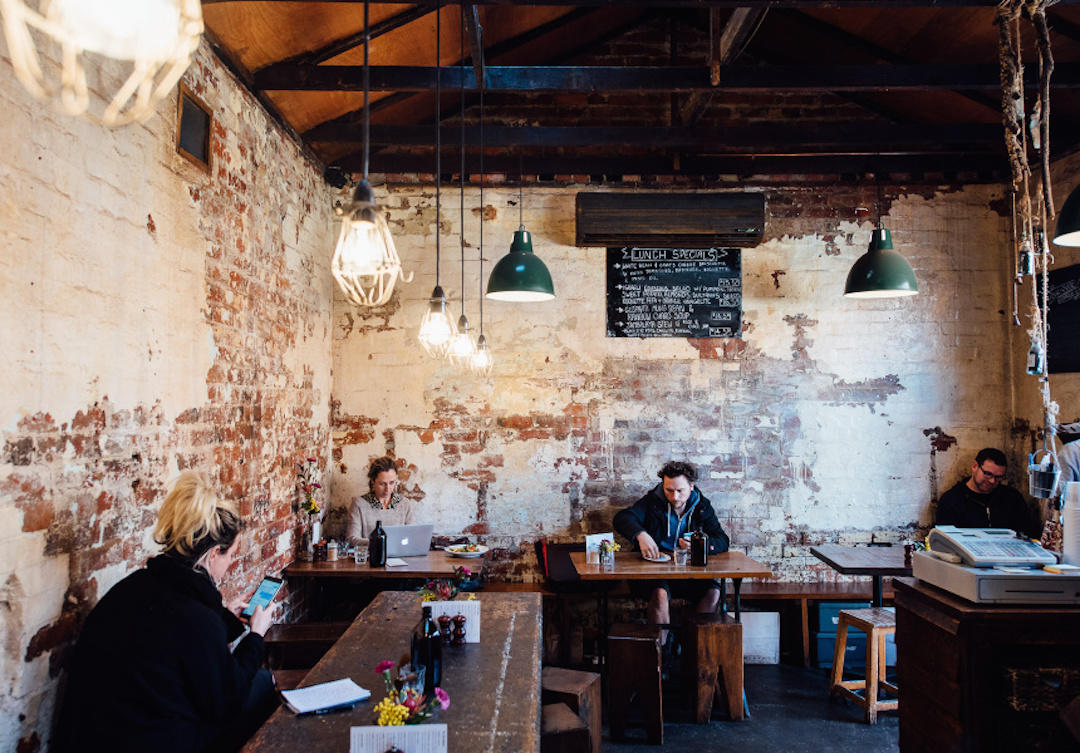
[{"xmin": 154, "ymin": 471, "xmax": 240, "ymax": 559}]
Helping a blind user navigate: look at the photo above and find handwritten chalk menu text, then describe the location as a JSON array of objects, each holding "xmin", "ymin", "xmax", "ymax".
[{"xmin": 606, "ymin": 247, "xmax": 742, "ymax": 338}]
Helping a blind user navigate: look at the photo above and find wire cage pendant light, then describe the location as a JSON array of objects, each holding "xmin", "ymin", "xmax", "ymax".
[
  {"xmin": 417, "ymin": 2, "xmax": 457, "ymax": 357},
  {"xmin": 331, "ymin": 0, "xmax": 411, "ymax": 308},
  {"xmin": 0, "ymin": 0, "xmax": 203, "ymax": 125},
  {"xmin": 486, "ymin": 161, "xmax": 555, "ymax": 302},
  {"xmin": 843, "ymin": 190, "xmax": 918, "ymax": 299}
]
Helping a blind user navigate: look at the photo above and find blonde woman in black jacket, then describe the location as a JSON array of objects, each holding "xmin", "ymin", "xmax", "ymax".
[{"xmin": 56, "ymin": 471, "xmax": 276, "ymax": 753}]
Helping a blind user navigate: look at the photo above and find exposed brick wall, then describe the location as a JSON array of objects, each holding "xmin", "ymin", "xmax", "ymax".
[
  {"xmin": 332, "ymin": 180, "xmax": 1021, "ymax": 585},
  {"xmin": 0, "ymin": 44, "xmax": 334, "ymax": 750}
]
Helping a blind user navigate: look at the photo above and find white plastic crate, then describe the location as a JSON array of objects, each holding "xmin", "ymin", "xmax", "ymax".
[{"xmin": 741, "ymin": 611, "xmax": 780, "ymax": 664}]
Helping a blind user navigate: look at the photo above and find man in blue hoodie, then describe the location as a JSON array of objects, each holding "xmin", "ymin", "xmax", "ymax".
[{"xmin": 614, "ymin": 461, "xmax": 730, "ymax": 634}]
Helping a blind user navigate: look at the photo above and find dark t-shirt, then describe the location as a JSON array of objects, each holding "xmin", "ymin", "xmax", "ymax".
[{"xmin": 935, "ymin": 478, "xmax": 1042, "ymax": 538}]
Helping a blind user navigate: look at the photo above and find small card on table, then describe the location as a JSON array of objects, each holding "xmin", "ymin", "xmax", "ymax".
[
  {"xmin": 585, "ymin": 532, "xmax": 615, "ymax": 564},
  {"xmin": 351, "ymin": 723, "xmax": 448, "ymax": 753},
  {"xmin": 426, "ymin": 599, "xmax": 481, "ymax": 642}
]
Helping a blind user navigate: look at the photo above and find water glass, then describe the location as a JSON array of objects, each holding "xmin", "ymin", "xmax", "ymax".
[
  {"xmin": 353, "ymin": 543, "xmax": 369, "ymax": 564},
  {"xmin": 674, "ymin": 548, "xmax": 689, "ymax": 567},
  {"xmin": 397, "ymin": 664, "xmax": 425, "ymax": 697}
]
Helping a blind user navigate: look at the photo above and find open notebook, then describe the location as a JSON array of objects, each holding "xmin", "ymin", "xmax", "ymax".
[{"xmin": 281, "ymin": 678, "xmax": 370, "ymax": 715}]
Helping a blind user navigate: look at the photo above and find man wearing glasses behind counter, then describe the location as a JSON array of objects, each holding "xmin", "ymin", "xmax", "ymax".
[{"xmin": 935, "ymin": 447, "xmax": 1043, "ymax": 538}]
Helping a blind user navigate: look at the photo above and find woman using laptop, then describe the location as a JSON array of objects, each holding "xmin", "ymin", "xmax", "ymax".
[{"xmin": 347, "ymin": 456, "xmax": 416, "ymax": 542}]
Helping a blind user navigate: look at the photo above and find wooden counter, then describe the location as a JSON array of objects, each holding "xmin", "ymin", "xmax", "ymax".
[{"xmin": 893, "ymin": 577, "xmax": 1080, "ymax": 753}]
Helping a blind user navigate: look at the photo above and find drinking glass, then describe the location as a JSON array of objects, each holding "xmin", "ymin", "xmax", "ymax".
[
  {"xmin": 397, "ymin": 664, "xmax": 425, "ymax": 697},
  {"xmin": 353, "ymin": 543, "xmax": 369, "ymax": 564},
  {"xmin": 674, "ymin": 547, "xmax": 689, "ymax": 566}
]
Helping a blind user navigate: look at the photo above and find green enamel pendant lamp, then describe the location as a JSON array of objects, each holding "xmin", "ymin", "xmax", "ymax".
[
  {"xmin": 486, "ymin": 176, "xmax": 555, "ymax": 302},
  {"xmin": 844, "ymin": 223, "xmax": 918, "ymax": 299}
]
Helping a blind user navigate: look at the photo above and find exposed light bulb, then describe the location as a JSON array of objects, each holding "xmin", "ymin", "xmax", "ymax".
[
  {"xmin": 418, "ymin": 286, "xmax": 456, "ymax": 358},
  {"xmin": 447, "ymin": 314, "xmax": 476, "ymax": 366},
  {"xmin": 471, "ymin": 334, "xmax": 492, "ymax": 375}
]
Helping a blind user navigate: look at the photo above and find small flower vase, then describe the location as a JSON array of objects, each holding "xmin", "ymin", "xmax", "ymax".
[
  {"xmin": 599, "ymin": 548, "xmax": 614, "ymax": 569},
  {"xmin": 311, "ymin": 518, "xmax": 322, "ymax": 547}
]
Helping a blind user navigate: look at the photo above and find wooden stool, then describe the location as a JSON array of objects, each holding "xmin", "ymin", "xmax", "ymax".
[
  {"xmin": 829, "ymin": 607, "xmax": 898, "ymax": 724},
  {"xmin": 541, "ymin": 702, "xmax": 590, "ymax": 753},
  {"xmin": 265, "ymin": 621, "xmax": 349, "ymax": 669},
  {"xmin": 686, "ymin": 612, "xmax": 744, "ymax": 722},
  {"xmin": 607, "ymin": 623, "xmax": 663, "ymax": 745},
  {"xmin": 541, "ymin": 667, "xmax": 602, "ymax": 753}
]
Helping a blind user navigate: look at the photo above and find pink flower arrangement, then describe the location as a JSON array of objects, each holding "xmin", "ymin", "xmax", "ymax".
[
  {"xmin": 418, "ymin": 565, "xmax": 475, "ymax": 602},
  {"xmin": 372, "ymin": 661, "xmax": 449, "ymax": 725}
]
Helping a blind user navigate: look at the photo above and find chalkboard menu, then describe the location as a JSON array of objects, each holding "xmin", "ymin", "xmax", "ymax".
[
  {"xmin": 606, "ymin": 247, "xmax": 742, "ymax": 338},
  {"xmin": 1049, "ymin": 263, "xmax": 1080, "ymax": 373}
]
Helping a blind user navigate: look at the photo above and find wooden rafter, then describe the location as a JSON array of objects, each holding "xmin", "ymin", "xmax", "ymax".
[{"xmin": 254, "ymin": 62, "xmax": 1080, "ymax": 92}]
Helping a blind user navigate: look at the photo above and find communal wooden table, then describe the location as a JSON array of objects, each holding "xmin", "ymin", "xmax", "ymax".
[
  {"xmin": 243, "ymin": 590, "xmax": 542, "ymax": 753},
  {"xmin": 810, "ymin": 544, "xmax": 911, "ymax": 607},
  {"xmin": 569, "ymin": 550, "xmax": 773, "ymax": 620},
  {"xmin": 284, "ymin": 551, "xmax": 474, "ymax": 579}
]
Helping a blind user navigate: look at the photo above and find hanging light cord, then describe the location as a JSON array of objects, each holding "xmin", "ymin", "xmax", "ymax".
[
  {"xmin": 478, "ymin": 85, "xmax": 484, "ymax": 334},
  {"xmin": 519, "ymin": 153, "xmax": 524, "ymax": 228},
  {"xmin": 434, "ymin": 2, "xmax": 441, "ymax": 287},
  {"xmin": 362, "ymin": 0, "xmax": 370, "ymax": 180},
  {"xmin": 459, "ymin": 6, "xmax": 466, "ymax": 317}
]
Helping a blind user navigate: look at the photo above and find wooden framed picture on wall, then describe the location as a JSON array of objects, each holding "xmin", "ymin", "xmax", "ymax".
[{"xmin": 175, "ymin": 82, "xmax": 212, "ymax": 172}]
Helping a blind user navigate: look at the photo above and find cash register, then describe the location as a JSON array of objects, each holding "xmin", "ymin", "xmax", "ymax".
[{"xmin": 912, "ymin": 526, "xmax": 1080, "ymax": 604}]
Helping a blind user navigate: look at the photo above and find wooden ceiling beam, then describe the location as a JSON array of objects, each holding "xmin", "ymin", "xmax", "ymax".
[
  {"xmin": 776, "ymin": 9, "xmax": 1000, "ymax": 113},
  {"xmin": 205, "ymin": 0, "xmax": 1029, "ymax": 8},
  {"xmin": 312, "ymin": 122, "xmax": 1004, "ymax": 149},
  {"xmin": 254, "ymin": 5, "xmax": 429, "ymax": 73},
  {"xmin": 343, "ymin": 151, "xmax": 1008, "ymax": 177},
  {"xmin": 684, "ymin": 8, "xmax": 767, "ymax": 124},
  {"xmin": 255, "ymin": 62, "xmax": 1080, "ymax": 92},
  {"xmin": 462, "ymin": 4, "xmax": 485, "ymax": 88}
]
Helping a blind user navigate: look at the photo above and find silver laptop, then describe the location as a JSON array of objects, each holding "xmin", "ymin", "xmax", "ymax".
[{"xmin": 384, "ymin": 524, "xmax": 434, "ymax": 557}]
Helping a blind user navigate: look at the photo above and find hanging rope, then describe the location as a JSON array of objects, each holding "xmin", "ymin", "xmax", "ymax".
[{"xmin": 998, "ymin": 0, "xmax": 1060, "ymax": 449}]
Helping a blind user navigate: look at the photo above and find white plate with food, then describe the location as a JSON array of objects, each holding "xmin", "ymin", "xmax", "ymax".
[
  {"xmin": 641, "ymin": 553, "xmax": 671, "ymax": 563},
  {"xmin": 446, "ymin": 544, "xmax": 489, "ymax": 558}
]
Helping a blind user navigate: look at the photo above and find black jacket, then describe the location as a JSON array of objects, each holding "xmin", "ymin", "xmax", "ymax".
[
  {"xmin": 55, "ymin": 554, "xmax": 265, "ymax": 753},
  {"xmin": 614, "ymin": 484, "xmax": 730, "ymax": 554},
  {"xmin": 936, "ymin": 479, "xmax": 1042, "ymax": 539}
]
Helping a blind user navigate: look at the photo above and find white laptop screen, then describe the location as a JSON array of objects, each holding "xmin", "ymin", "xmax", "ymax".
[{"xmin": 383, "ymin": 524, "xmax": 434, "ymax": 557}]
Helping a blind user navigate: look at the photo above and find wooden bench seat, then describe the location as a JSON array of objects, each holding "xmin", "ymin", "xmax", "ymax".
[{"xmin": 264, "ymin": 621, "xmax": 350, "ymax": 669}]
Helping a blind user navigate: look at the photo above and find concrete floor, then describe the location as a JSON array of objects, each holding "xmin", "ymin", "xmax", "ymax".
[{"xmin": 602, "ymin": 663, "xmax": 899, "ymax": 753}]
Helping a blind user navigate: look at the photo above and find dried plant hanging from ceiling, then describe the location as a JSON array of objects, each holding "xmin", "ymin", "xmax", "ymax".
[
  {"xmin": 0, "ymin": 0, "xmax": 203, "ymax": 125},
  {"xmin": 998, "ymin": 0, "xmax": 1061, "ymax": 491}
]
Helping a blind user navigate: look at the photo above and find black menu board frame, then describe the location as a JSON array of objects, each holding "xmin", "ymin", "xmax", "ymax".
[{"xmin": 605, "ymin": 246, "xmax": 742, "ymax": 339}]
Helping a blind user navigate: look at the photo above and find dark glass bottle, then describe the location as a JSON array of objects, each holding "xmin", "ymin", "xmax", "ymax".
[
  {"xmin": 410, "ymin": 605, "xmax": 443, "ymax": 696},
  {"xmin": 369, "ymin": 520, "xmax": 387, "ymax": 567},
  {"xmin": 690, "ymin": 523, "xmax": 708, "ymax": 567}
]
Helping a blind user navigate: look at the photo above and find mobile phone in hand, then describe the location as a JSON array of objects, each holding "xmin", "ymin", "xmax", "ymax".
[{"xmin": 242, "ymin": 576, "xmax": 283, "ymax": 617}]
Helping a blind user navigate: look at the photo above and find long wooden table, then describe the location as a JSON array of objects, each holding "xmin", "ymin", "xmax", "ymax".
[
  {"xmin": 810, "ymin": 544, "xmax": 911, "ymax": 607},
  {"xmin": 284, "ymin": 551, "xmax": 476, "ymax": 579},
  {"xmin": 243, "ymin": 590, "xmax": 542, "ymax": 753}
]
